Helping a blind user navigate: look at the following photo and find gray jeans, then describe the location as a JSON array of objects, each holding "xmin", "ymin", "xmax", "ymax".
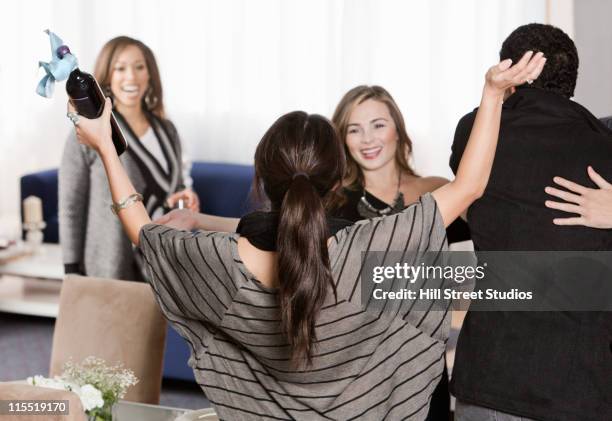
[{"xmin": 454, "ymin": 400, "xmax": 537, "ymax": 421}]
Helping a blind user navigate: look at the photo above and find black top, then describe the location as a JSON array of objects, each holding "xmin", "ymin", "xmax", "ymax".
[
  {"xmin": 335, "ymin": 187, "xmax": 471, "ymax": 244},
  {"xmin": 449, "ymin": 87, "xmax": 612, "ymax": 421},
  {"xmin": 236, "ymin": 211, "xmax": 353, "ymax": 251}
]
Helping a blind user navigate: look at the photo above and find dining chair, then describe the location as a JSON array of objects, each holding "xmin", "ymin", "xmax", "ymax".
[{"xmin": 49, "ymin": 275, "xmax": 167, "ymax": 404}]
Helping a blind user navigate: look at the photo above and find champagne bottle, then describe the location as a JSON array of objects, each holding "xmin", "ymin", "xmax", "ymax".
[{"xmin": 58, "ymin": 46, "xmax": 128, "ymax": 155}]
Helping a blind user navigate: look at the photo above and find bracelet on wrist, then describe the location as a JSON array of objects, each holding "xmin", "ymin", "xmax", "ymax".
[{"xmin": 111, "ymin": 193, "xmax": 143, "ymax": 215}]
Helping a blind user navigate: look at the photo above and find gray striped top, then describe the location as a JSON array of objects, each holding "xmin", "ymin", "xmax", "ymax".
[{"xmin": 139, "ymin": 193, "xmax": 449, "ymax": 420}]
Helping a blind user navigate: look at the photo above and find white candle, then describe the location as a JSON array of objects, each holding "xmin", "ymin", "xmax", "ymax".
[{"xmin": 23, "ymin": 196, "xmax": 43, "ymax": 224}]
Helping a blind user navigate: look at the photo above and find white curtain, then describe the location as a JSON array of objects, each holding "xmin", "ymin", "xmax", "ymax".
[{"xmin": 0, "ymin": 0, "xmax": 546, "ymax": 231}]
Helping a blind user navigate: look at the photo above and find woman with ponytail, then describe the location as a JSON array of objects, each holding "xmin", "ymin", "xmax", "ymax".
[{"xmin": 67, "ymin": 52, "xmax": 545, "ymax": 420}]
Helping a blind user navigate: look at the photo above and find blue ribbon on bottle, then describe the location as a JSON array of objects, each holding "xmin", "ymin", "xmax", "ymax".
[{"xmin": 36, "ymin": 29, "xmax": 78, "ymax": 98}]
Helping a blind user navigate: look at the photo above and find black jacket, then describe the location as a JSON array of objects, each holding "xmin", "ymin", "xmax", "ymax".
[{"xmin": 449, "ymin": 87, "xmax": 612, "ymax": 421}]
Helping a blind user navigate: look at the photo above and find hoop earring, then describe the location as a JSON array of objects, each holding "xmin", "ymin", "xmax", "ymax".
[{"xmin": 144, "ymin": 86, "xmax": 158, "ymax": 110}]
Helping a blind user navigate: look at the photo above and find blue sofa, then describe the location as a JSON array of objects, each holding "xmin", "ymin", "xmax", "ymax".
[{"xmin": 20, "ymin": 162, "xmax": 255, "ymax": 382}]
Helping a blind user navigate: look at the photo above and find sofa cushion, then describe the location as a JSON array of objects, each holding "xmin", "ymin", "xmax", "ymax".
[{"xmin": 190, "ymin": 162, "xmax": 255, "ymax": 217}]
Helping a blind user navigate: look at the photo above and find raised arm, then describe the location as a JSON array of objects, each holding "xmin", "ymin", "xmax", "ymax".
[
  {"xmin": 68, "ymin": 98, "xmax": 150, "ymax": 246},
  {"xmin": 432, "ymin": 51, "xmax": 546, "ymax": 227}
]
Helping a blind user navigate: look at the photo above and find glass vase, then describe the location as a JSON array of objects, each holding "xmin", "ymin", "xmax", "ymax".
[{"xmin": 87, "ymin": 401, "xmax": 113, "ymax": 421}]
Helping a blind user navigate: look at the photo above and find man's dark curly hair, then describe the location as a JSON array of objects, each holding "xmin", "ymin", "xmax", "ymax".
[{"xmin": 500, "ymin": 23, "xmax": 578, "ymax": 98}]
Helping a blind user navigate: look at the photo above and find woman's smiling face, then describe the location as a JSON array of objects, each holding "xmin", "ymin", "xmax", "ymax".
[
  {"xmin": 345, "ymin": 99, "xmax": 399, "ymax": 172},
  {"xmin": 109, "ymin": 45, "xmax": 150, "ymax": 110}
]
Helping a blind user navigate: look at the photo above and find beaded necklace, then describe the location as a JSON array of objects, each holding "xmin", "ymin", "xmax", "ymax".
[{"xmin": 357, "ymin": 172, "xmax": 405, "ymax": 218}]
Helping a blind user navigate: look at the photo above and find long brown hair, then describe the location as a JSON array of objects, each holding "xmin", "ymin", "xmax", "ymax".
[
  {"xmin": 93, "ymin": 36, "xmax": 165, "ymax": 119},
  {"xmin": 254, "ymin": 111, "xmax": 345, "ymax": 366},
  {"xmin": 331, "ymin": 85, "xmax": 417, "ymax": 192}
]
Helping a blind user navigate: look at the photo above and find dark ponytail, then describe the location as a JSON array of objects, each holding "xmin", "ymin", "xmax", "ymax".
[
  {"xmin": 254, "ymin": 112, "xmax": 345, "ymax": 367},
  {"xmin": 277, "ymin": 174, "xmax": 333, "ymax": 366}
]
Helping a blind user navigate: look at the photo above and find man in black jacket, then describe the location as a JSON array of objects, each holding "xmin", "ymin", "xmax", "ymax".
[{"xmin": 450, "ymin": 23, "xmax": 612, "ymax": 421}]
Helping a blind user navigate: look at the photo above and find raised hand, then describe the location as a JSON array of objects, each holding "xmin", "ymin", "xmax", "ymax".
[
  {"xmin": 67, "ymin": 97, "xmax": 114, "ymax": 154},
  {"xmin": 484, "ymin": 51, "xmax": 546, "ymax": 97},
  {"xmin": 545, "ymin": 166, "xmax": 612, "ymax": 229}
]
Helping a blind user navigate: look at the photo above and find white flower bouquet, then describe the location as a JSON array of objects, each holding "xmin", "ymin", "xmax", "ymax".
[{"xmin": 27, "ymin": 356, "xmax": 138, "ymax": 421}]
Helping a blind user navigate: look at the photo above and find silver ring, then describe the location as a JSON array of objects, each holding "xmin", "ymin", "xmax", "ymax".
[{"xmin": 66, "ymin": 111, "xmax": 80, "ymax": 126}]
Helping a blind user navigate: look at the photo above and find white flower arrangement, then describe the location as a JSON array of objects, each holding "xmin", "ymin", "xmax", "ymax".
[{"xmin": 27, "ymin": 356, "xmax": 138, "ymax": 420}]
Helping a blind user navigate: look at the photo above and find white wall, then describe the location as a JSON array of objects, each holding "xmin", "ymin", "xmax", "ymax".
[{"xmin": 573, "ymin": 0, "xmax": 612, "ymax": 117}]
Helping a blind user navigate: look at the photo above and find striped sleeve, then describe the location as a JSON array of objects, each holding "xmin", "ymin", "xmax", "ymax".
[{"xmin": 138, "ymin": 224, "xmax": 238, "ymax": 327}]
